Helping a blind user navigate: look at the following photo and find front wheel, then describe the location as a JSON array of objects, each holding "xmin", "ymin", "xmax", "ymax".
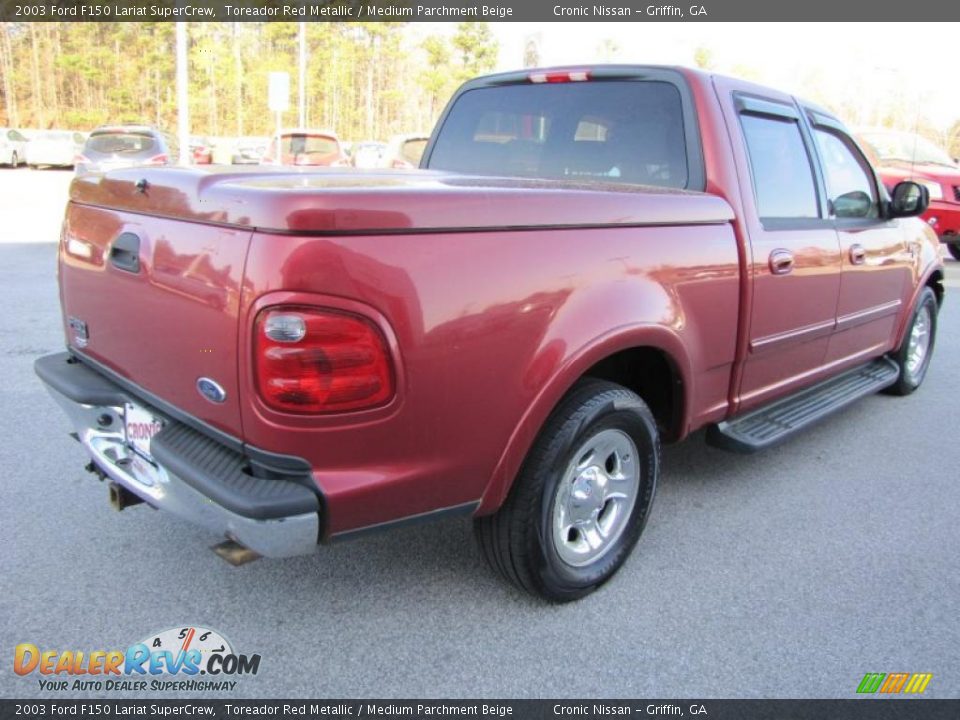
[
  {"xmin": 475, "ymin": 379, "xmax": 659, "ymax": 602},
  {"xmin": 947, "ymin": 243, "xmax": 960, "ymax": 261},
  {"xmin": 887, "ymin": 286, "xmax": 938, "ymax": 396}
]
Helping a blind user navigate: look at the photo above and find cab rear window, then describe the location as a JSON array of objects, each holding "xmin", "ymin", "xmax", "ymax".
[{"xmin": 428, "ymin": 80, "xmax": 689, "ymax": 189}]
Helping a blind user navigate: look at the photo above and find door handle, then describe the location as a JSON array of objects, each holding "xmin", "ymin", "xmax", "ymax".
[
  {"xmin": 849, "ymin": 244, "xmax": 866, "ymax": 265},
  {"xmin": 109, "ymin": 232, "xmax": 141, "ymax": 273},
  {"xmin": 769, "ymin": 249, "xmax": 794, "ymax": 275}
]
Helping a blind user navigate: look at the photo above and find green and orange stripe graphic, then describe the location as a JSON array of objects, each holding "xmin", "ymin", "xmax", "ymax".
[{"xmin": 857, "ymin": 673, "xmax": 933, "ymax": 694}]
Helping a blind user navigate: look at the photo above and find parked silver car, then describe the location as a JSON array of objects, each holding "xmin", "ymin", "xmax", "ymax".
[
  {"xmin": 75, "ymin": 126, "xmax": 176, "ymax": 175},
  {"xmin": 230, "ymin": 136, "xmax": 269, "ymax": 165},
  {"xmin": 0, "ymin": 128, "xmax": 28, "ymax": 168},
  {"xmin": 380, "ymin": 134, "xmax": 429, "ymax": 169},
  {"xmin": 26, "ymin": 130, "xmax": 86, "ymax": 169}
]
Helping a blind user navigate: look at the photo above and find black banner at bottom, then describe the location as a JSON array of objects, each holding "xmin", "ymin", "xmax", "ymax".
[{"xmin": 3, "ymin": 700, "xmax": 960, "ymax": 720}]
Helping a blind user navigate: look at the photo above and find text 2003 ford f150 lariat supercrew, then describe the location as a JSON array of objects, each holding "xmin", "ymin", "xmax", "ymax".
[{"xmin": 36, "ymin": 66, "xmax": 944, "ymax": 601}]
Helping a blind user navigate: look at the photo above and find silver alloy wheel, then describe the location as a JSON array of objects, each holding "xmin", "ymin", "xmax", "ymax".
[
  {"xmin": 551, "ymin": 428, "xmax": 640, "ymax": 567},
  {"xmin": 906, "ymin": 304, "xmax": 932, "ymax": 380}
]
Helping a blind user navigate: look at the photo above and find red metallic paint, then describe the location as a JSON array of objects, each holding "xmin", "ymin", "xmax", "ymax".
[
  {"xmin": 237, "ymin": 223, "xmax": 739, "ymax": 533},
  {"xmin": 893, "ymin": 241, "xmax": 945, "ymax": 351},
  {"xmin": 679, "ymin": 69, "xmax": 756, "ymax": 418},
  {"xmin": 60, "ymin": 204, "xmax": 251, "ymax": 439},
  {"xmin": 703, "ymin": 72, "xmax": 940, "ymax": 414},
  {"xmin": 56, "ymin": 66, "xmax": 944, "ymax": 539},
  {"xmin": 68, "ymin": 167, "xmax": 734, "ymax": 232}
]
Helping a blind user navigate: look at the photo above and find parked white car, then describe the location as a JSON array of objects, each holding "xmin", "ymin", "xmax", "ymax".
[
  {"xmin": 0, "ymin": 128, "xmax": 28, "ymax": 167},
  {"xmin": 351, "ymin": 141, "xmax": 387, "ymax": 168},
  {"xmin": 26, "ymin": 130, "xmax": 86, "ymax": 168}
]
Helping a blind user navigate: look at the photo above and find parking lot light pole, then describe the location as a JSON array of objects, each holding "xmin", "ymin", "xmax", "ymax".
[
  {"xmin": 176, "ymin": 21, "xmax": 190, "ymax": 166},
  {"xmin": 299, "ymin": 22, "xmax": 306, "ymax": 128}
]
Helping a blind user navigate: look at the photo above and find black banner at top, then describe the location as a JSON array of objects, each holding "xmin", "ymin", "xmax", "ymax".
[{"xmin": 2, "ymin": 0, "xmax": 960, "ymax": 22}]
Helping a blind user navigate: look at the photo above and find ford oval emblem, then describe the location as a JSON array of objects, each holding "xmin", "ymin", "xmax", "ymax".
[{"xmin": 197, "ymin": 377, "xmax": 227, "ymax": 404}]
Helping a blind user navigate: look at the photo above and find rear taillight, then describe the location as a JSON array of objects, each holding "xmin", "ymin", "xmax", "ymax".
[
  {"xmin": 255, "ymin": 306, "xmax": 394, "ymax": 413},
  {"xmin": 73, "ymin": 154, "xmax": 89, "ymax": 164},
  {"xmin": 528, "ymin": 70, "xmax": 590, "ymax": 83},
  {"xmin": 145, "ymin": 154, "xmax": 168, "ymax": 166},
  {"xmin": 391, "ymin": 159, "xmax": 414, "ymax": 169}
]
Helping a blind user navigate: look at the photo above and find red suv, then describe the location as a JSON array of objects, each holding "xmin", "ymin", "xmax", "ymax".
[
  {"xmin": 261, "ymin": 129, "xmax": 349, "ymax": 167},
  {"xmin": 858, "ymin": 129, "xmax": 960, "ymax": 259}
]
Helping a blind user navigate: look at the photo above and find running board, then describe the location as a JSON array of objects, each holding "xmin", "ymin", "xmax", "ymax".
[{"xmin": 707, "ymin": 357, "xmax": 900, "ymax": 453}]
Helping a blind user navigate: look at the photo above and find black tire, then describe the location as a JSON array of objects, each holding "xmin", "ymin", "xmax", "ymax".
[
  {"xmin": 948, "ymin": 243, "xmax": 960, "ymax": 261},
  {"xmin": 474, "ymin": 379, "xmax": 660, "ymax": 602},
  {"xmin": 886, "ymin": 286, "xmax": 938, "ymax": 396}
]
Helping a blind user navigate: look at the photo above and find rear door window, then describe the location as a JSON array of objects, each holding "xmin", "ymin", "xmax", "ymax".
[
  {"xmin": 740, "ymin": 114, "xmax": 819, "ymax": 219},
  {"xmin": 428, "ymin": 80, "xmax": 690, "ymax": 189}
]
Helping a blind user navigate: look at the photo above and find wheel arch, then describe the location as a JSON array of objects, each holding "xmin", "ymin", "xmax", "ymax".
[
  {"xmin": 477, "ymin": 325, "xmax": 691, "ymax": 515},
  {"xmin": 925, "ymin": 267, "xmax": 945, "ymax": 307},
  {"xmin": 894, "ymin": 263, "xmax": 944, "ymax": 350}
]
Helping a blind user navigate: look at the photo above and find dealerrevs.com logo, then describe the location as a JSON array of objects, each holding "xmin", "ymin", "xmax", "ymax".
[{"xmin": 14, "ymin": 626, "xmax": 261, "ymax": 692}]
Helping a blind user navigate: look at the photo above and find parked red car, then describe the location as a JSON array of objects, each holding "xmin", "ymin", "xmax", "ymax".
[
  {"xmin": 189, "ymin": 136, "xmax": 213, "ymax": 165},
  {"xmin": 261, "ymin": 129, "xmax": 349, "ymax": 167},
  {"xmin": 37, "ymin": 66, "xmax": 943, "ymax": 601},
  {"xmin": 858, "ymin": 129, "xmax": 960, "ymax": 260}
]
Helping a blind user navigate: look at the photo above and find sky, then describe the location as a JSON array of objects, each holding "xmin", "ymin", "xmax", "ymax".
[{"xmin": 467, "ymin": 22, "xmax": 960, "ymax": 133}]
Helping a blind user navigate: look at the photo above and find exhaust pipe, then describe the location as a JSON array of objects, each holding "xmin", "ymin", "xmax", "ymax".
[
  {"xmin": 212, "ymin": 540, "xmax": 262, "ymax": 567},
  {"xmin": 108, "ymin": 482, "xmax": 144, "ymax": 511}
]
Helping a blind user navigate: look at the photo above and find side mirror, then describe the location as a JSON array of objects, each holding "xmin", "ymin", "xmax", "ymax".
[
  {"xmin": 834, "ymin": 190, "xmax": 873, "ymax": 218},
  {"xmin": 888, "ymin": 181, "xmax": 929, "ymax": 218}
]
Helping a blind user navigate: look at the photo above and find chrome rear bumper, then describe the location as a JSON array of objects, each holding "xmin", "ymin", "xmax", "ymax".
[{"xmin": 37, "ymin": 354, "xmax": 320, "ymax": 559}]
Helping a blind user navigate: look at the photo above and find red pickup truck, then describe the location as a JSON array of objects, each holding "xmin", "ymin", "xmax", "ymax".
[
  {"xmin": 857, "ymin": 128, "xmax": 960, "ymax": 261},
  {"xmin": 37, "ymin": 66, "xmax": 944, "ymax": 601}
]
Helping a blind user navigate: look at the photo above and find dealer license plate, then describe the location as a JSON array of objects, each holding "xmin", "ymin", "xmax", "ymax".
[{"xmin": 124, "ymin": 402, "xmax": 164, "ymax": 462}]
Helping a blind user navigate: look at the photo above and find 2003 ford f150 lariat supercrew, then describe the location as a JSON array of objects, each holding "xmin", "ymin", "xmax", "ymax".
[{"xmin": 36, "ymin": 66, "xmax": 944, "ymax": 601}]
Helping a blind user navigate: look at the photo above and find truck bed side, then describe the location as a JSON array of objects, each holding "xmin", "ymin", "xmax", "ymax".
[{"xmin": 240, "ymin": 217, "xmax": 739, "ymax": 534}]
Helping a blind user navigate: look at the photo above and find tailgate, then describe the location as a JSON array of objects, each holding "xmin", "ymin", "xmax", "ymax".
[{"xmin": 59, "ymin": 201, "xmax": 251, "ymax": 439}]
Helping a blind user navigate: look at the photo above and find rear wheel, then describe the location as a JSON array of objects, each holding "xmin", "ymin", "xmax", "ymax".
[
  {"xmin": 948, "ymin": 243, "xmax": 960, "ymax": 261},
  {"xmin": 887, "ymin": 287, "xmax": 938, "ymax": 396},
  {"xmin": 474, "ymin": 379, "xmax": 659, "ymax": 602}
]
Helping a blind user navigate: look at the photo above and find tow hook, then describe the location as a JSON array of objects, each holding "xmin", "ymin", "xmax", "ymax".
[{"xmin": 108, "ymin": 482, "xmax": 144, "ymax": 511}]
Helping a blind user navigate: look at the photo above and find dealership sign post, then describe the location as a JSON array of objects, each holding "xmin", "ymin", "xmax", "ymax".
[{"xmin": 268, "ymin": 71, "xmax": 290, "ymax": 163}]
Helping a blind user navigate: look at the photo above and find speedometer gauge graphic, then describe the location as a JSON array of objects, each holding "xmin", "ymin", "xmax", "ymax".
[{"xmin": 136, "ymin": 626, "xmax": 233, "ymax": 670}]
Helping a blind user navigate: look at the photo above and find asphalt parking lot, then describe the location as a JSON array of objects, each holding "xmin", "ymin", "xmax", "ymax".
[{"xmin": 1, "ymin": 168, "xmax": 958, "ymax": 700}]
